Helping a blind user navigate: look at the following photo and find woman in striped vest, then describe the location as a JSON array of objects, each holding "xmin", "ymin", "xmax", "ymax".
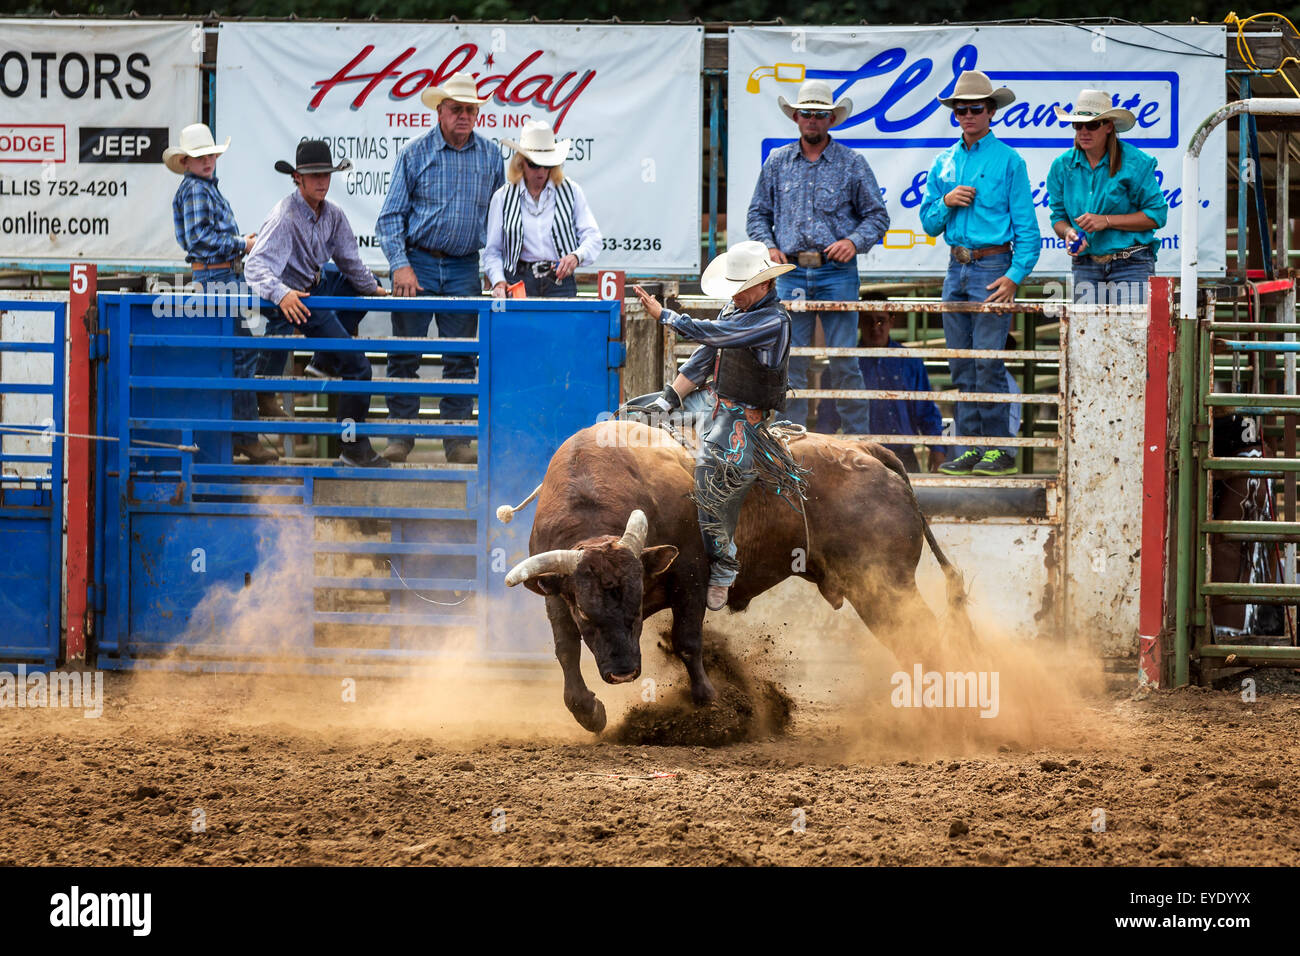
[{"xmin": 485, "ymin": 120, "xmax": 602, "ymax": 297}]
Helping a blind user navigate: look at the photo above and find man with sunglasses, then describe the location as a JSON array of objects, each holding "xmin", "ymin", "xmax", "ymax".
[
  {"xmin": 920, "ymin": 70, "xmax": 1040, "ymax": 478},
  {"xmin": 376, "ymin": 72, "xmax": 505, "ymax": 465},
  {"xmin": 746, "ymin": 79, "xmax": 890, "ymax": 435}
]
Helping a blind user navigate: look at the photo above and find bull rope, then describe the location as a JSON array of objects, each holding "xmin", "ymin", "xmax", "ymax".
[
  {"xmin": 384, "ymin": 560, "xmax": 471, "ymax": 606},
  {"xmin": 0, "ymin": 423, "xmax": 199, "ymax": 453}
]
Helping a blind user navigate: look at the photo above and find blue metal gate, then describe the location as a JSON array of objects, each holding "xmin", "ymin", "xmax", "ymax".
[
  {"xmin": 0, "ymin": 299, "xmax": 65, "ymax": 670},
  {"xmin": 93, "ymin": 291, "xmax": 620, "ymax": 673}
]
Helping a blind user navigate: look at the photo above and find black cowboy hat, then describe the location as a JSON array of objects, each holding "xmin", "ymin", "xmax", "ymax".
[{"xmin": 274, "ymin": 139, "xmax": 353, "ymax": 176}]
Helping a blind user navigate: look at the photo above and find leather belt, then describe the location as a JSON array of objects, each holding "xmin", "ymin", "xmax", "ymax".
[
  {"xmin": 1086, "ymin": 245, "xmax": 1148, "ymax": 264},
  {"xmin": 192, "ymin": 261, "xmax": 236, "ymax": 272},
  {"xmin": 409, "ymin": 243, "xmax": 455, "ymax": 259},
  {"xmin": 520, "ymin": 260, "xmax": 555, "ymax": 279},
  {"xmin": 950, "ymin": 243, "xmax": 1011, "ymax": 264}
]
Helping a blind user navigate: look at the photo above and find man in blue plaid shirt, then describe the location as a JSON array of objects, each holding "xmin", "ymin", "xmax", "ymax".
[
  {"xmin": 164, "ymin": 123, "xmax": 277, "ymax": 464},
  {"xmin": 375, "ymin": 72, "xmax": 505, "ymax": 465}
]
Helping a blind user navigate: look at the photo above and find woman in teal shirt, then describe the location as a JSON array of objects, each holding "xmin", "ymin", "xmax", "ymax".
[{"xmin": 1047, "ymin": 89, "xmax": 1168, "ymax": 305}]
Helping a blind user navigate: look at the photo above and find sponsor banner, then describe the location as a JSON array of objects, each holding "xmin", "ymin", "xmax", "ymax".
[
  {"xmin": 728, "ymin": 25, "xmax": 1227, "ymax": 276},
  {"xmin": 0, "ymin": 20, "xmax": 203, "ymax": 263},
  {"xmin": 216, "ymin": 23, "xmax": 703, "ymax": 275}
]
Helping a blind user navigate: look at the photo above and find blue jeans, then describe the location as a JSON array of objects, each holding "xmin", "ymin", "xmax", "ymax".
[
  {"xmin": 387, "ymin": 249, "xmax": 481, "ymax": 451},
  {"xmin": 942, "ymin": 251, "xmax": 1014, "ymax": 445},
  {"xmin": 775, "ymin": 260, "xmax": 870, "ymax": 432},
  {"xmin": 259, "ymin": 269, "xmax": 377, "ymax": 458},
  {"xmin": 193, "ymin": 267, "xmax": 262, "ymax": 446},
  {"xmin": 1071, "ymin": 247, "xmax": 1154, "ymax": 305}
]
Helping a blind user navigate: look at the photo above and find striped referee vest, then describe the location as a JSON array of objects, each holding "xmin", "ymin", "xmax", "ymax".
[{"xmin": 501, "ymin": 179, "xmax": 579, "ymax": 273}]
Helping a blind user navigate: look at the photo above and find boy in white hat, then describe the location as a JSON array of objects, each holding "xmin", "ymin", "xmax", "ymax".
[
  {"xmin": 919, "ymin": 70, "xmax": 1040, "ymax": 478},
  {"xmin": 164, "ymin": 123, "xmax": 276, "ymax": 464},
  {"xmin": 632, "ymin": 241, "xmax": 797, "ymax": 611}
]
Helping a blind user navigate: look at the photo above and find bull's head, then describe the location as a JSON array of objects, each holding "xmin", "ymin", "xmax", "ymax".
[{"xmin": 504, "ymin": 510, "xmax": 677, "ymax": 685}]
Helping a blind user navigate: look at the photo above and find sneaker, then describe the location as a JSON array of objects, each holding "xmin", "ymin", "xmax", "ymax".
[
  {"xmin": 972, "ymin": 449, "xmax": 1018, "ymax": 476},
  {"xmin": 337, "ymin": 447, "xmax": 392, "ymax": 468},
  {"xmin": 706, "ymin": 585, "xmax": 729, "ymax": 611},
  {"xmin": 938, "ymin": 448, "xmax": 983, "ymax": 475},
  {"xmin": 381, "ymin": 441, "xmax": 413, "ymax": 463},
  {"xmin": 257, "ymin": 393, "xmax": 286, "ymax": 418},
  {"xmin": 233, "ymin": 441, "xmax": 279, "ymax": 464},
  {"xmin": 445, "ymin": 443, "xmax": 478, "ymax": 465}
]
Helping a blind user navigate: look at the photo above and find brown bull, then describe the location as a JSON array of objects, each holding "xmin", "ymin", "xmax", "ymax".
[{"xmin": 504, "ymin": 419, "xmax": 970, "ymax": 733}]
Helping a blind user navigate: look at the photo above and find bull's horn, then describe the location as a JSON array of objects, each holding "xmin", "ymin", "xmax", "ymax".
[
  {"xmin": 618, "ymin": 509, "xmax": 648, "ymax": 558},
  {"xmin": 504, "ymin": 549, "xmax": 582, "ymax": 587}
]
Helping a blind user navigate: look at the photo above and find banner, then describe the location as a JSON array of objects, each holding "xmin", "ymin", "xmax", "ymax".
[
  {"xmin": 0, "ymin": 20, "xmax": 202, "ymax": 264},
  {"xmin": 216, "ymin": 23, "xmax": 703, "ymax": 275},
  {"xmin": 728, "ymin": 25, "xmax": 1227, "ymax": 276}
]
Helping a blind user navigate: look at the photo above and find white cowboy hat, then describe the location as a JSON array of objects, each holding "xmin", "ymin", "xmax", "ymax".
[
  {"xmin": 936, "ymin": 71, "xmax": 1016, "ymax": 110},
  {"xmin": 701, "ymin": 240, "xmax": 795, "ymax": 299},
  {"xmin": 162, "ymin": 123, "xmax": 230, "ymax": 175},
  {"xmin": 420, "ymin": 72, "xmax": 488, "ymax": 110},
  {"xmin": 1053, "ymin": 89, "xmax": 1136, "ymax": 133},
  {"xmin": 778, "ymin": 79, "xmax": 853, "ymax": 126},
  {"xmin": 500, "ymin": 120, "xmax": 572, "ymax": 168}
]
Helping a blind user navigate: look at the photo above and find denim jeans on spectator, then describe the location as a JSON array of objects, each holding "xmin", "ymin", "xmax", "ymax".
[
  {"xmin": 388, "ymin": 249, "xmax": 481, "ymax": 453},
  {"xmin": 941, "ymin": 251, "xmax": 1014, "ymax": 444},
  {"xmin": 775, "ymin": 259, "xmax": 870, "ymax": 432},
  {"xmin": 259, "ymin": 269, "xmax": 377, "ymax": 459},
  {"xmin": 504, "ymin": 263, "xmax": 577, "ymax": 298},
  {"xmin": 1071, "ymin": 247, "xmax": 1154, "ymax": 305},
  {"xmin": 193, "ymin": 267, "xmax": 261, "ymax": 446}
]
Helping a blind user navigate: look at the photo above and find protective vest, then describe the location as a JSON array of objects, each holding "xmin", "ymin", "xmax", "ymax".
[{"xmin": 712, "ymin": 312, "xmax": 791, "ymax": 411}]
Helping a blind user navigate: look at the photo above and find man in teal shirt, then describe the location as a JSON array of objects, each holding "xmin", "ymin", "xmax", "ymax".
[{"xmin": 921, "ymin": 70, "xmax": 1040, "ymax": 477}]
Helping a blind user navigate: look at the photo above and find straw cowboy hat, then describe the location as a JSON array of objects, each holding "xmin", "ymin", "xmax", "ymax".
[
  {"xmin": 778, "ymin": 79, "xmax": 853, "ymax": 126},
  {"xmin": 162, "ymin": 123, "xmax": 230, "ymax": 174},
  {"xmin": 937, "ymin": 70, "xmax": 1016, "ymax": 110},
  {"xmin": 273, "ymin": 139, "xmax": 353, "ymax": 176},
  {"xmin": 421, "ymin": 72, "xmax": 488, "ymax": 111},
  {"xmin": 501, "ymin": 120, "xmax": 572, "ymax": 167},
  {"xmin": 1053, "ymin": 89, "xmax": 1136, "ymax": 133},
  {"xmin": 700, "ymin": 240, "xmax": 795, "ymax": 299}
]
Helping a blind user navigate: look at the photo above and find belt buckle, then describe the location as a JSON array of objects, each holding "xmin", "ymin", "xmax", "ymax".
[
  {"xmin": 530, "ymin": 261, "xmax": 554, "ymax": 279},
  {"xmin": 796, "ymin": 251, "xmax": 823, "ymax": 269},
  {"xmin": 952, "ymin": 246, "xmax": 973, "ymax": 265}
]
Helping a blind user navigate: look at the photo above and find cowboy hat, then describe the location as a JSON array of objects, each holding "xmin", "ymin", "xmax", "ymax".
[
  {"xmin": 273, "ymin": 139, "xmax": 353, "ymax": 176},
  {"xmin": 1053, "ymin": 90, "xmax": 1136, "ymax": 133},
  {"xmin": 937, "ymin": 70, "xmax": 1016, "ymax": 110},
  {"xmin": 501, "ymin": 120, "xmax": 572, "ymax": 168},
  {"xmin": 700, "ymin": 240, "xmax": 795, "ymax": 299},
  {"xmin": 778, "ymin": 79, "xmax": 853, "ymax": 126},
  {"xmin": 420, "ymin": 72, "xmax": 488, "ymax": 111},
  {"xmin": 162, "ymin": 123, "xmax": 230, "ymax": 174}
]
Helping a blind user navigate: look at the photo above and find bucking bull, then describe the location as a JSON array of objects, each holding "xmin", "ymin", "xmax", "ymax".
[{"xmin": 503, "ymin": 419, "xmax": 972, "ymax": 733}]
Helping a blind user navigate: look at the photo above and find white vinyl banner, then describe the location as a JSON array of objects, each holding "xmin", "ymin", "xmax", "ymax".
[
  {"xmin": 216, "ymin": 23, "xmax": 703, "ymax": 275},
  {"xmin": 0, "ymin": 20, "xmax": 203, "ymax": 264},
  {"xmin": 728, "ymin": 25, "xmax": 1227, "ymax": 276}
]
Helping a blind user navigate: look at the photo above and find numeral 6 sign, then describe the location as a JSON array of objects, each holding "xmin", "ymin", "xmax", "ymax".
[{"xmin": 598, "ymin": 270, "xmax": 625, "ymax": 304}]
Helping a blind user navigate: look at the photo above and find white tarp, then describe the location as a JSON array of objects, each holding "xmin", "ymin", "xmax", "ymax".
[
  {"xmin": 727, "ymin": 24, "xmax": 1228, "ymax": 276},
  {"xmin": 0, "ymin": 20, "xmax": 203, "ymax": 263},
  {"xmin": 216, "ymin": 23, "xmax": 703, "ymax": 275}
]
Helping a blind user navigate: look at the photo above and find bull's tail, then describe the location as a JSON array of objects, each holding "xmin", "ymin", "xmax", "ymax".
[
  {"xmin": 863, "ymin": 444, "xmax": 976, "ymax": 646},
  {"xmin": 496, "ymin": 483, "xmax": 543, "ymax": 525}
]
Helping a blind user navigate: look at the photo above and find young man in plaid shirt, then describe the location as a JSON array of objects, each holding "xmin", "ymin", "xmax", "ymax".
[{"xmin": 165, "ymin": 123, "xmax": 278, "ymax": 463}]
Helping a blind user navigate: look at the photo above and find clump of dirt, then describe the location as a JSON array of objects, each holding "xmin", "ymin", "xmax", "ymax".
[{"xmin": 610, "ymin": 631, "xmax": 793, "ymax": 746}]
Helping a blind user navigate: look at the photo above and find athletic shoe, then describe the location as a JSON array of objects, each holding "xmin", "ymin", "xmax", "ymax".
[
  {"xmin": 938, "ymin": 448, "xmax": 983, "ymax": 475},
  {"xmin": 972, "ymin": 449, "xmax": 1018, "ymax": 476},
  {"xmin": 337, "ymin": 447, "xmax": 391, "ymax": 468}
]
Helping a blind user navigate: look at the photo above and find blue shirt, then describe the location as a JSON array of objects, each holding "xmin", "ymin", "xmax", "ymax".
[
  {"xmin": 245, "ymin": 190, "xmax": 378, "ymax": 306},
  {"xmin": 376, "ymin": 125, "xmax": 506, "ymax": 270},
  {"xmin": 172, "ymin": 172, "xmax": 244, "ymax": 264},
  {"xmin": 1046, "ymin": 139, "xmax": 1168, "ymax": 259},
  {"xmin": 746, "ymin": 139, "xmax": 890, "ymax": 256},
  {"xmin": 920, "ymin": 132, "xmax": 1041, "ymax": 284}
]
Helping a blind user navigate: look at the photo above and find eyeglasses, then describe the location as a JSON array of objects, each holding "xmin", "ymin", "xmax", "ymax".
[
  {"xmin": 1072, "ymin": 120, "xmax": 1105, "ymax": 131},
  {"xmin": 952, "ymin": 104, "xmax": 987, "ymax": 116},
  {"xmin": 796, "ymin": 109, "xmax": 832, "ymax": 119},
  {"xmin": 522, "ymin": 157, "xmax": 543, "ymax": 170}
]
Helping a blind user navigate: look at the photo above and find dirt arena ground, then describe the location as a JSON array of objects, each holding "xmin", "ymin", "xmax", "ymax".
[{"xmin": 3, "ymin": 588, "xmax": 1300, "ymax": 867}]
